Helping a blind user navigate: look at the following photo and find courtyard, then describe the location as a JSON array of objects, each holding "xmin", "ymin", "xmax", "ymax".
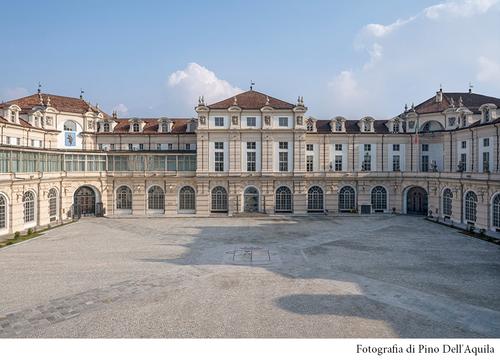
[{"xmin": 0, "ymin": 215, "xmax": 499, "ymax": 338}]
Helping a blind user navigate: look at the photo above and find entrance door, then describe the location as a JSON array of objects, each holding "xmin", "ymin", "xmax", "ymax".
[
  {"xmin": 244, "ymin": 187, "xmax": 259, "ymax": 213},
  {"xmin": 406, "ymin": 187, "xmax": 428, "ymax": 215},
  {"xmin": 74, "ymin": 186, "xmax": 96, "ymax": 216}
]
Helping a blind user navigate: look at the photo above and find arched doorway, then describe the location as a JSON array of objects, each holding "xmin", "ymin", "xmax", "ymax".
[
  {"xmin": 74, "ymin": 186, "xmax": 96, "ymax": 216},
  {"xmin": 406, "ymin": 186, "xmax": 428, "ymax": 215},
  {"xmin": 244, "ymin": 186, "xmax": 259, "ymax": 213}
]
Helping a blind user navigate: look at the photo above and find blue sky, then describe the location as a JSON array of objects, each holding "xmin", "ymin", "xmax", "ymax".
[{"xmin": 1, "ymin": 0, "xmax": 499, "ymax": 118}]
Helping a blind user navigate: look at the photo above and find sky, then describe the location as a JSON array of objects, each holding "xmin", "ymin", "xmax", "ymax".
[{"xmin": 1, "ymin": 0, "xmax": 500, "ymax": 119}]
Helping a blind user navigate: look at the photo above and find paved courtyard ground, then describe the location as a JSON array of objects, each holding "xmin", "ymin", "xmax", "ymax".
[{"xmin": 0, "ymin": 215, "xmax": 499, "ymax": 338}]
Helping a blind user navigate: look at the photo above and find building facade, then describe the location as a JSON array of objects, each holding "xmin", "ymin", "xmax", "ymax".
[{"xmin": 0, "ymin": 88, "xmax": 499, "ymax": 237}]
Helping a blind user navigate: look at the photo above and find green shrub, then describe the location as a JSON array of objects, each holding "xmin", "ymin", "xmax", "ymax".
[
  {"xmin": 14, "ymin": 231, "xmax": 20, "ymax": 240},
  {"xmin": 6, "ymin": 241, "xmax": 13, "ymax": 245},
  {"xmin": 27, "ymin": 228, "xmax": 33, "ymax": 235}
]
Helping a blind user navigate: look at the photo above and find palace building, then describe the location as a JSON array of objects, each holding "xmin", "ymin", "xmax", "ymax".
[{"xmin": 0, "ymin": 87, "xmax": 499, "ymax": 237}]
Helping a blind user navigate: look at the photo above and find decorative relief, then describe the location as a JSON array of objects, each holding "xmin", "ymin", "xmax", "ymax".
[
  {"xmin": 297, "ymin": 116, "xmax": 303, "ymax": 125},
  {"xmin": 264, "ymin": 115, "xmax": 271, "ymax": 126},
  {"xmin": 232, "ymin": 116, "xmax": 239, "ymax": 125},
  {"xmin": 199, "ymin": 116, "xmax": 206, "ymax": 125}
]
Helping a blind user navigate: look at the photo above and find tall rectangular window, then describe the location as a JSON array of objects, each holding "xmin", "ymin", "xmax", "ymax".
[
  {"xmin": 460, "ymin": 153, "xmax": 467, "ymax": 171},
  {"xmin": 421, "ymin": 155, "xmax": 429, "ymax": 172},
  {"xmin": 246, "ymin": 142, "xmax": 256, "ymax": 172},
  {"xmin": 306, "ymin": 155, "xmax": 314, "ymax": 172},
  {"xmin": 483, "ymin": 138, "xmax": 490, "ymax": 147},
  {"xmin": 422, "ymin": 144, "xmax": 429, "ymax": 152},
  {"xmin": 461, "ymin": 141, "xmax": 467, "ymax": 149},
  {"xmin": 335, "ymin": 144, "xmax": 342, "ymax": 151},
  {"xmin": 393, "ymin": 144, "xmax": 400, "ymax": 151},
  {"xmin": 483, "ymin": 152, "xmax": 490, "ymax": 172},
  {"xmin": 278, "ymin": 117, "xmax": 288, "ymax": 127},
  {"xmin": 214, "ymin": 117, "xmax": 224, "ymax": 127},
  {"xmin": 335, "ymin": 155, "xmax": 343, "ymax": 171},
  {"xmin": 306, "ymin": 144, "xmax": 313, "ymax": 151},
  {"xmin": 214, "ymin": 142, "xmax": 224, "ymax": 172},
  {"xmin": 246, "ymin": 117, "xmax": 256, "ymax": 127},
  {"xmin": 279, "ymin": 142, "xmax": 288, "ymax": 171},
  {"xmin": 364, "ymin": 144, "xmax": 371, "ymax": 152},
  {"xmin": 392, "ymin": 155, "xmax": 400, "ymax": 171}
]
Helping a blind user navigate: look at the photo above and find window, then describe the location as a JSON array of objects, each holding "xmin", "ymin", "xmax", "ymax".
[
  {"xmin": 247, "ymin": 152, "xmax": 256, "ymax": 172},
  {"xmin": 275, "ymin": 186, "xmax": 292, "ymax": 213},
  {"xmin": 306, "ymin": 144, "xmax": 313, "ymax": 151},
  {"xmin": 214, "ymin": 142, "xmax": 224, "ymax": 172},
  {"xmin": 139, "ymin": 144, "xmax": 144, "ymax": 150},
  {"xmin": 393, "ymin": 121, "xmax": 400, "ymax": 133},
  {"xmin": 461, "ymin": 141, "xmax": 467, "ymax": 149},
  {"xmin": 103, "ymin": 123, "xmax": 110, "ymax": 132},
  {"xmin": 493, "ymin": 194, "xmax": 500, "ymax": 228},
  {"xmin": 464, "ymin": 191, "xmax": 477, "ymax": 223},
  {"xmin": 306, "ymin": 121, "xmax": 314, "ymax": 131},
  {"xmin": 0, "ymin": 195, "xmax": 6, "ymax": 229},
  {"xmin": 23, "ymin": 191, "xmax": 35, "ymax": 223},
  {"xmin": 364, "ymin": 122, "xmax": 371, "ymax": 132},
  {"xmin": 63, "ymin": 121, "xmax": 76, "ymax": 131},
  {"xmin": 334, "ymin": 155, "xmax": 343, "ymax": 171},
  {"xmin": 211, "ymin": 186, "xmax": 228, "ymax": 212},
  {"xmin": 484, "ymin": 108, "xmax": 490, "ymax": 122},
  {"xmin": 483, "ymin": 152, "xmax": 490, "ymax": 172},
  {"xmin": 168, "ymin": 143, "xmax": 173, "ymax": 150},
  {"xmin": 132, "ymin": 123, "xmax": 140, "ymax": 132},
  {"xmin": 214, "ymin": 117, "xmax": 224, "ymax": 127},
  {"xmin": 392, "ymin": 155, "xmax": 400, "ymax": 172},
  {"xmin": 335, "ymin": 122, "xmax": 342, "ymax": 131},
  {"xmin": 156, "ymin": 144, "xmax": 162, "ymax": 151},
  {"xmin": 371, "ymin": 186, "xmax": 387, "ymax": 211},
  {"xmin": 364, "ymin": 144, "xmax": 371, "ymax": 152},
  {"xmin": 185, "ymin": 144, "xmax": 191, "ymax": 150},
  {"xmin": 247, "ymin": 142, "xmax": 256, "ymax": 150},
  {"xmin": 335, "ymin": 144, "xmax": 342, "ymax": 151},
  {"xmin": 460, "ymin": 153, "xmax": 467, "ymax": 172},
  {"xmin": 339, "ymin": 186, "xmax": 355, "ymax": 212},
  {"xmin": 246, "ymin": 117, "xmax": 256, "ymax": 127},
  {"xmin": 362, "ymin": 149, "xmax": 371, "ymax": 171},
  {"xmin": 279, "ymin": 142, "xmax": 289, "ymax": 172},
  {"xmin": 48, "ymin": 188, "xmax": 57, "ymax": 221},
  {"xmin": 421, "ymin": 144, "xmax": 429, "ymax": 152},
  {"xmin": 306, "ymin": 155, "xmax": 314, "ymax": 172},
  {"xmin": 307, "ymin": 186, "xmax": 324, "ymax": 212},
  {"xmin": 393, "ymin": 144, "xmax": 400, "ymax": 151},
  {"xmin": 161, "ymin": 123, "xmax": 169, "ymax": 133},
  {"xmin": 179, "ymin": 186, "xmax": 196, "ymax": 211},
  {"xmin": 116, "ymin": 186, "xmax": 132, "ymax": 210},
  {"xmin": 421, "ymin": 155, "xmax": 429, "ymax": 172},
  {"xmin": 128, "ymin": 144, "xmax": 133, "ymax": 151},
  {"xmin": 278, "ymin": 117, "xmax": 288, "ymax": 127},
  {"xmin": 448, "ymin": 117, "xmax": 456, "ymax": 127},
  {"xmin": 148, "ymin": 186, "xmax": 164, "ymax": 211},
  {"xmin": 443, "ymin": 188, "xmax": 453, "ymax": 217},
  {"xmin": 483, "ymin": 138, "xmax": 490, "ymax": 147}
]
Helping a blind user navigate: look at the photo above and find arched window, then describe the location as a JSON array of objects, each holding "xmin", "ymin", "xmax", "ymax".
[
  {"xmin": 63, "ymin": 120, "xmax": 77, "ymax": 131},
  {"xmin": 464, "ymin": 191, "xmax": 477, "ymax": 223},
  {"xmin": 371, "ymin": 186, "xmax": 387, "ymax": 212},
  {"xmin": 339, "ymin": 186, "xmax": 356, "ymax": 212},
  {"xmin": 179, "ymin": 186, "xmax": 196, "ymax": 211},
  {"xmin": 48, "ymin": 188, "xmax": 58, "ymax": 221},
  {"xmin": 393, "ymin": 120, "xmax": 400, "ymax": 133},
  {"xmin": 275, "ymin": 186, "xmax": 292, "ymax": 213},
  {"xmin": 161, "ymin": 122, "xmax": 169, "ymax": 133},
  {"xmin": 23, "ymin": 191, "xmax": 35, "ymax": 223},
  {"xmin": 0, "ymin": 194, "xmax": 6, "ymax": 229},
  {"xmin": 148, "ymin": 186, "xmax": 164, "ymax": 210},
  {"xmin": 132, "ymin": 123, "xmax": 140, "ymax": 132},
  {"xmin": 492, "ymin": 194, "xmax": 500, "ymax": 228},
  {"xmin": 116, "ymin": 186, "xmax": 132, "ymax": 210},
  {"xmin": 307, "ymin": 186, "xmax": 324, "ymax": 212},
  {"xmin": 211, "ymin": 186, "xmax": 228, "ymax": 212},
  {"xmin": 443, "ymin": 188, "xmax": 453, "ymax": 217},
  {"xmin": 103, "ymin": 123, "xmax": 110, "ymax": 132}
]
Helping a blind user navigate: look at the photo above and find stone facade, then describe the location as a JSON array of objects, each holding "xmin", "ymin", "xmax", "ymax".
[{"xmin": 0, "ymin": 88, "xmax": 499, "ymax": 237}]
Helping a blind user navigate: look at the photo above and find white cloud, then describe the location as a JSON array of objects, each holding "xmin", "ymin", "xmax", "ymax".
[
  {"xmin": 167, "ymin": 63, "xmax": 242, "ymax": 106},
  {"xmin": 424, "ymin": 0, "xmax": 499, "ymax": 19},
  {"xmin": 113, "ymin": 103, "xmax": 129, "ymax": 116},
  {"xmin": 1, "ymin": 87, "xmax": 29, "ymax": 101},
  {"xmin": 363, "ymin": 17, "xmax": 416, "ymax": 38},
  {"xmin": 363, "ymin": 43, "xmax": 383, "ymax": 70},
  {"xmin": 476, "ymin": 56, "xmax": 500, "ymax": 83}
]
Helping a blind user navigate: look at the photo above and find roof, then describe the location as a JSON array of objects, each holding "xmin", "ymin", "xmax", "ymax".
[
  {"xmin": 315, "ymin": 120, "xmax": 390, "ymax": 134},
  {"xmin": 104, "ymin": 118, "xmax": 195, "ymax": 134},
  {"xmin": 207, "ymin": 90, "xmax": 295, "ymax": 110},
  {"xmin": 414, "ymin": 91, "xmax": 500, "ymax": 114},
  {"xmin": 2, "ymin": 93, "xmax": 107, "ymax": 116}
]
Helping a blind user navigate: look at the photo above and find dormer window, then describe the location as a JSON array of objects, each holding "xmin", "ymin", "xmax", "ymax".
[
  {"xmin": 364, "ymin": 122, "xmax": 370, "ymax": 132},
  {"xmin": 307, "ymin": 122, "xmax": 313, "ymax": 132},
  {"xmin": 393, "ymin": 121, "xmax": 399, "ymax": 133},
  {"xmin": 103, "ymin": 123, "xmax": 110, "ymax": 132},
  {"xmin": 484, "ymin": 108, "xmax": 490, "ymax": 122},
  {"xmin": 161, "ymin": 123, "xmax": 169, "ymax": 133},
  {"xmin": 448, "ymin": 117, "xmax": 456, "ymax": 127},
  {"xmin": 10, "ymin": 112, "xmax": 15, "ymax": 122},
  {"xmin": 132, "ymin": 123, "xmax": 140, "ymax": 132}
]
